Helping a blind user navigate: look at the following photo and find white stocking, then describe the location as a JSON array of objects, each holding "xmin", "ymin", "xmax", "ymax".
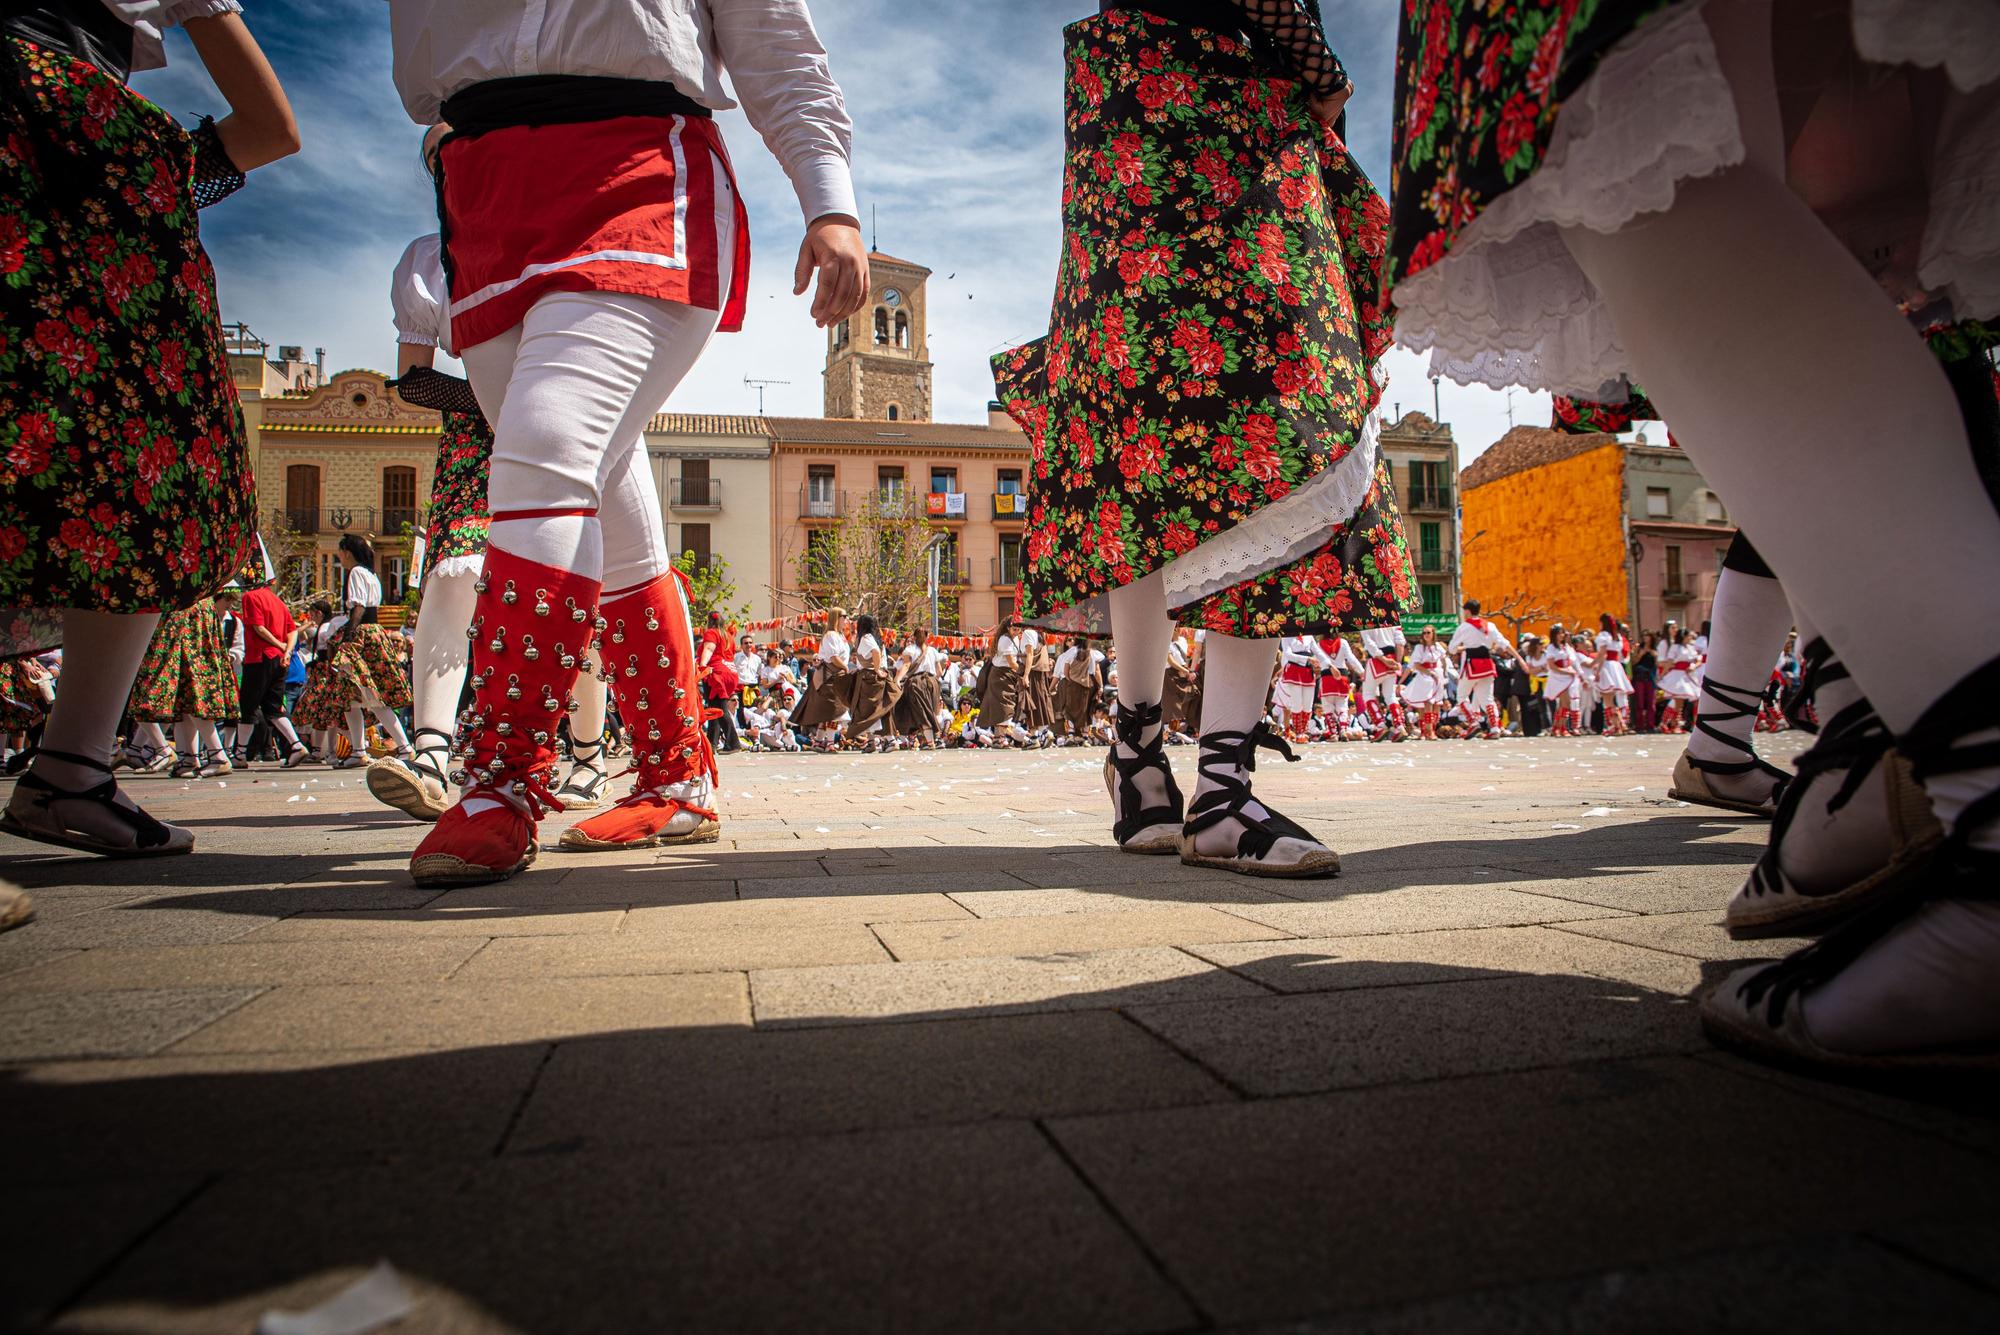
[
  {"xmin": 412, "ymin": 566, "xmax": 477, "ymax": 747},
  {"xmin": 1190, "ymin": 633, "xmax": 1288, "ymax": 856},
  {"xmin": 1685, "ymin": 564, "xmax": 1793, "ymax": 798},
  {"xmin": 1107, "ymin": 570, "xmax": 1174, "ymax": 810}
]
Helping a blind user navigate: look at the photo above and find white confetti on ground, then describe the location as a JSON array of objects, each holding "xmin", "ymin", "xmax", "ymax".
[{"xmin": 1582, "ymin": 807, "xmax": 1616, "ymax": 817}]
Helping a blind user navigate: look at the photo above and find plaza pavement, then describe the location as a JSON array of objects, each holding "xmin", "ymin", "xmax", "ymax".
[{"xmin": 2, "ymin": 731, "xmax": 1996, "ymax": 1333}]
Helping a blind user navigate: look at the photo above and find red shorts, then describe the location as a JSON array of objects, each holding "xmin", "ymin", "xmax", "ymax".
[
  {"xmin": 440, "ymin": 114, "xmax": 751, "ymax": 350},
  {"xmin": 1279, "ymin": 663, "xmax": 1316, "ymax": 687},
  {"xmin": 1463, "ymin": 657, "xmax": 1498, "ymax": 680}
]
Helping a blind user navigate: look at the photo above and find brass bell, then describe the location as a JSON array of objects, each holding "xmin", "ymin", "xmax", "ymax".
[
  {"xmin": 611, "ymin": 619, "xmax": 626, "ymax": 645},
  {"xmin": 559, "ymin": 652, "xmax": 577, "ymax": 670},
  {"xmin": 594, "ymin": 614, "xmax": 609, "ymax": 633},
  {"xmin": 506, "ymin": 674, "xmax": 523, "ymax": 701},
  {"xmin": 644, "ymin": 610, "xmax": 660, "ymax": 631},
  {"xmin": 672, "ymin": 685, "xmax": 687, "ymax": 700},
  {"xmin": 522, "ymin": 635, "xmax": 540, "ymax": 661},
  {"xmin": 474, "ymin": 576, "xmax": 489, "ymax": 594},
  {"xmin": 496, "ymin": 721, "xmax": 513, "ymax": 736},
  {"xmin": 449, "ymin": 767, "xmax": 470, "ymax": 786},
  {"xmin": 647, "ymin": 721, "xmax": 661, "ymax": 741},
  {"xmin": 533, "ymin": 729, "xmax": 549, "ymax": 744},
  {"xmin": 567, "ymin": 597, "xmax": 587, "ymax": 623},
  {"xmin": 646, "ymin": 751, "xmax": 662, "ymax": 765},
  {"xmin": 636, "ymin": 688, "xmax": 651, "ymax": 709},
  {"xmin": 500, "ymin": 580, "xmax": 518, "ymax": 606},
  {"xmin": 655, "ymin": 648, "xmax": 670, "ymax": 668},
  {"xmin": 534, "ymin": 589, "xmax": 552, "ymax": 616},
  {"xmin": 565, "ymin": 696, "xmax": 580, "ymax": 714},
  {"xmin": 465, "ymin": 625, "xmax": 478, "ymax": 641},
  {"xmin": 623, "ymin": 656, "xmax": 639, "ymax": 678},
  {"xmin": 489, "ymin": 626, "xmax": 508, "ymax": 653}
]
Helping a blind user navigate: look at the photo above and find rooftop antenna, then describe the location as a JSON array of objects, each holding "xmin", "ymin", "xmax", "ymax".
[
  {"xmin": 1506, "ymin": 388, "xmax": 1516, "ymax": 429},
  {"xmin": 871, "ymin": 204, "xmax": 878, "ymax": 253},
  {"xmin": 744, "ymin": 375, "xmax": 790, "ymax": 413}
]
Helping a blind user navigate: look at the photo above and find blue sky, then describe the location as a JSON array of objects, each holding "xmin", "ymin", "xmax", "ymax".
[{"xmin": 135, "ymin": 0, "xmax": 1549, "ymax": 460}]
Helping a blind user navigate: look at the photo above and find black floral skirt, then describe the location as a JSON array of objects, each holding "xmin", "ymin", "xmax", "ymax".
[
  {"xmin": 0, "ymin": 40, "xmax": 257, "ymax": 658},
  {"xmin": 421, "ymin": 410, "xmax": 494, "ymax": 578},
  {"xmin": 128, "ymin": 600, "xmax": 237, "ymax": 723},
  {"xmin": 993, "ymin": 12, "xmax": 1414, "ymax": 639}
]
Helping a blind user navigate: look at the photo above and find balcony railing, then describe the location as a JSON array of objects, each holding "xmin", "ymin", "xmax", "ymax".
[
  {"xmin": 935, "ymin": 559, "xmax": 972, "ymax": 586},
  {"xmin": 270, "ymin": 506, "xmax": 415, "ymax": 537},
  {"xmin": 992, "ymin": 491, "xmax": 1029, "ymax": 520},
  {"xmin": 798, "ymin": 487, "xmax": 926, "ymax": 521},
  {"xmin": 1415, "ymin": 550, "xmax": 1455, "ymax": 575},
  {"xmin": 800, "ymin": 486, "xmax": 840, "ymax": 519},
  {"xmin": 1405, "ymin": 486, "xmax": 1454, "ymax": 512},
  {"xmin": 1662, "ymin": 580, "xmax": 1692, "ymax": 600},
  {"xmin": 672, "ymin": 478, "xmax": 722, "ymax": 509},
  {"xmin": 681, "ymin": 553, "xmax": 724, "ymax": 574},
  {"xmin": 992, "ymin": 554, "xmax": 1024, "ymax": 587}
]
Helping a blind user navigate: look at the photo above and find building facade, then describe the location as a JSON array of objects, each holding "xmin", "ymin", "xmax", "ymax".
[
  {"xmin": 1458, "ymin": 427, "xmax": 1736, "ymax": 639},
  {"xmin": 644, "ymin": 414, "xmax": 775, "ymax": 615},
  {"xmin": 254, "ymin": 369, "xmax": 443, "ymax": 610},
  {"xmin": 1377, "ymin": 411, "xmax": 1461, "ymax": 616}
]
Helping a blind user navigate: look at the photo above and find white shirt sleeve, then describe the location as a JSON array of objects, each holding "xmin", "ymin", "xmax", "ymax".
[
  {"xmin": 390, "ymin": 236, "xmax": 453, "ymax": 354},
  {"xmin": 708, "ymin": 0, "xmax": 859, "ymax": 225}
]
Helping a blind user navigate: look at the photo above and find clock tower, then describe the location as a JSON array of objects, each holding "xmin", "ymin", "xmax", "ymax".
[{"xmin": 823, "ymin": 252, "xmax": 933, "ymax": 422}]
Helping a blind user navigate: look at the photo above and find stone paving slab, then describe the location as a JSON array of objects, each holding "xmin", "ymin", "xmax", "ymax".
[
  {"xmin": 1287, "ymin": 1234, "xmax": 2000, "ymax": 1333},
  {"xmin": 241, "ymin": 904, "xmax": 629, "ymax": 942},
  {"xmin": 1185, "ymin": 923, "xmax": 1719, "ymax": 996},
  {"xmin": 1552, "ymin": 907, "xmax": 1796, "ymax": 961},
  {"xmin": 1126, "ymin": 971, "xmax": 1703, "ymax": 1096},
  {"xmin": 622, "ymin": 891, "xmax": 972, "ymax": 931},
  {"xmin": 750, "ymin": 945, "xmax": 1268, "ymax": 1027},
  {"xmin": 0, "ymin": 938, "xmax": 488, "ymax": 991},
  {"xmin": 1045, "ymin": 1055, "xmax": 1994, "ymax": 1326},
  {"xmin": 54, "ymin": 1124, "xmax": 1197, "ymax": 1335},
  {"xmin": 4, "ymin": 1176, "xmax": 204, "ymax": 1334},
  {"xmin": 945, "ymin": 879, "xmax": 1300, "ymax": 918},
  {"xmin": 3, "ymin": 986, "xmax": 266, "ymax": 1062},
  {"xmin": 874, "ymin": 906, "xmax": 1290, "ymax": 961},
  {"xmin": 2, "ymin": 1045, "xmax": 547, "ymax": 1182},
  {"xmin": 509, "ymin": 1011, "xmax": 1233, "ymax": 1153},
  {"xmin": 168, "ymin": 974, "xmax": 750, "ymax": 1054},
  {"xmin": 1222, "ymin": 885, "xmax": 1632, "ymax": 939},
  {"xmin": 453, "ymin": 923, "xmax": 893, "ymax": 979}
]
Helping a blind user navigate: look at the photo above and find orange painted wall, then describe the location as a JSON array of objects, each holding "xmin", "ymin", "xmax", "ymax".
[{"xmin": 1460, "ymin": 443, "xmax": 1630, "ymax": 635}]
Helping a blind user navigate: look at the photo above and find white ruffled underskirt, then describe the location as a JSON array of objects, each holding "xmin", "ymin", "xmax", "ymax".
[
  {"xmin": 1391, "ymin": 0, "xmax": 2000, "ymax": 397},
  {"xmin": 422, "ymin": 552, "xmax": 485, "ymax": 582}
]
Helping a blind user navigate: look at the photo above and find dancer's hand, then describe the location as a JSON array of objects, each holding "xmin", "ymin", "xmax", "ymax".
[
  {"xmin": 1307, "ymin": 82, "xmax": 1352, "ymax": 129},
  {"xmin": 796, "ymin": 216, "xmax": 869, "ymax": 328}
]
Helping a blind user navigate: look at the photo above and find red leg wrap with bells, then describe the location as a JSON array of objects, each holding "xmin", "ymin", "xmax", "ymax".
[
  {"xmin": 560, "ymin": 567, "xmax": 721, "ymax": 851},
  {"xmin": 410, "ymin": 547, "xmax": 601, "ymax": 886}
]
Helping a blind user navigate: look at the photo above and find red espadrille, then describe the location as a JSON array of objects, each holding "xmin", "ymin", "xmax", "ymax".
[
  {"xmin": 559, "ymin": 567, "xmax": 721, "ymax": 852},
  {"xmin": 410, "ymin": 545, "xmax": 600, "ymax": 886}
]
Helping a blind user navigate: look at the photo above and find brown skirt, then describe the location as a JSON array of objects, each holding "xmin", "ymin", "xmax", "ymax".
[
  {"xmin": 1055, "ymin": 678, "xmax": 1094, "ymax": 735},
  {"xmin": 894, "ymin": 674, "xmax": 942, "ymax": 736},
  {"xmin": 845, "ymin": 667, "xmax": 901, "ymax": 740},
  {"xmin": 978, "ymin": 662, "xmax": 1020, "ymax": 730},
  {"xmin": 1022, "ymin": 666, "xmax": 1056, "ymax": 731},
  {"xmin": 794, "ymin": 664, "xmax": 853, "ymax": 730}
]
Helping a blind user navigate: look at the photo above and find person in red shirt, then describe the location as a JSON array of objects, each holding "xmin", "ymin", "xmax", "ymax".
[
  {"xmin": 698, "ymin": 612, "xmax": 742, "ymax": 755},
  {"xmin": 238, "ymin": 583, "xmax": 309, "ymax": 767}
]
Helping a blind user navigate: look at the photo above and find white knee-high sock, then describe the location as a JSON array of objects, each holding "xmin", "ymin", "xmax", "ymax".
[
  {"xmin": 173, "ymin": 718, "xmax": 198, "ymax": 760},
  {"xmin": 133, "ymin": 721, "xmax": 167, "ymax": 753},
  {"xmin": 1687, "ymin": 565, "xmax": 1792, "ymax": 765},
  {"xmin": 35, "ymin": 610, "xmax": 158, "ymax": 778},
  {"xmin": 412, "ymin": 567, "xmax": 478, "ymax": 745},
  {"xmin": 1108, "ymin": 570, "xmax": 1172, "ymax": 716},
  {"xmin": 346, "ymin": 706, "xmax": 368, "ymax": 755}
]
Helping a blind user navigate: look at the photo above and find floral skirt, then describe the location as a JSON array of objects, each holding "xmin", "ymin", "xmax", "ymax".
[
  {"xmin": 992, "ymin": 12, "xmax": 1414, "ymax": 638},
  {"xmin": 292, "ymin": 624, "xmax": 411, "ymax": 730},
  {"xmin": 0, "ymin": 658, "xmax": 50, "ymax": 730},
  {"xmin": 1389, "ymin": 0, "xmax": 2000, "ymax": 397},
  {"xmin": 421, "ymin": 410, "xmax": 493, "ymax": 581},
  {"xmin": 0, "ymin": 40, "xmax": 257, "ymax": 658},
  {"xmin": 128, "ymin": 601, "xmax": 237, "ymax": 722}
]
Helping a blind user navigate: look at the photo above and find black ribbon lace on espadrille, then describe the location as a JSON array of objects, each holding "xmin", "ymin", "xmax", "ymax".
[
  {"xmin": 1183, "ymin": 722, "xmax": 1313, "ymax": 861},
  {"xmin": 1107, "ymin": 699, "xmax": 1184, "ymax": 846}
]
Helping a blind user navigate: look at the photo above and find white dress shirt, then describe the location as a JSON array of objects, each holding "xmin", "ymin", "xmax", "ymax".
[
  {"xmin": 816, "ymin": 628, "xmax": 850, "ymax": 669},
  {"xmin": 992, "ymin": 634, "xmax": 1020, "ymax": 668},
  {"xmin": 387, "ymin": 0, "xmax": 857, "ymax": 225}
]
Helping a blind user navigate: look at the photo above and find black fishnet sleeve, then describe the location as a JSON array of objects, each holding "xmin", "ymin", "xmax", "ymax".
[
  {"xmin": 389, "ymin": 367, "xmax": 485, "ymax": 417},
  {"xmin": 1228, "ymin": 0, "xmax": 1349, "ymax": 98},
  {"xmin": 187, "ymin": 116, "xmax": 246, "ymax": 209}
]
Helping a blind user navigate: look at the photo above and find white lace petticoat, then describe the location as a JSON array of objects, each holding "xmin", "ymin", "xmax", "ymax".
[{"xmin": 1390, "ymin": 0, "xmax": 2000, "ymax": 398}]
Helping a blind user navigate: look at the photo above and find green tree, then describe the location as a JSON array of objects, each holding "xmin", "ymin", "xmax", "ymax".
[
  {"xmin": 791, "ymin": 487, "xmax": 955, "ymax": 633},
  {"xmin": 674, "ymin": 549, "xmax": 753, "ymax": 626}
]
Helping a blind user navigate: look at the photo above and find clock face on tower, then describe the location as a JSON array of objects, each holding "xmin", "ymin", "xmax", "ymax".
[{"xmin": 882, "ymin": 288, "xmax": 902, "ymax": 308}]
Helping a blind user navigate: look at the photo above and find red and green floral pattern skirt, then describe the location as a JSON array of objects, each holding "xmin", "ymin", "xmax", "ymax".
[
  {"xmin": 0, "ymin": 40, "xmax": 258, "ymax": 658},
  {"xmin": 421, "ymin": 410, "xmax": 493, "ymax": 578},
  {"xmin": 992, "ymin": 11, "xmax": 1414, "ymax": 638},
  {"xmin": 128, "ymin": 601, "xmax": 237, "ymax": 723}
]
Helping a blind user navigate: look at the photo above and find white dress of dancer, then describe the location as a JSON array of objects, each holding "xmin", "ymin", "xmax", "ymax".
[
  {"xmin": 1543, "ymin": 642, "xmax": 1587, "ymax": 713},
  {"xmin": 1273, "ymin": 636, "xmax": 1331, "ymax": 715},
  {"xmin": 1401, "ymin": 642, "xmax": 1448, "ymax": 707},
  {"xmin": 1447, "ymin": 615, "xmax": 1514, "ymax": 713},
  {"xmin": 1357, "ymin": 624, "xmax": 1407, "ymax": 714},
  {"xmin": 1594, "ymin": 630, "xmax": 1634, "ymax": 702},
  {"xmin": 1658, "ymin": 642, "xmax": 1702, "ymax": 701}
]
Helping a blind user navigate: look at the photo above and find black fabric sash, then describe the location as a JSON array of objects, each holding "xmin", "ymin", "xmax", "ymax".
[
  {"xmin": 2, "ymin": 0, "xmax": 135, "ymax": 82},
  {"xmin": 1466, "ymin": 647, "xmax": 1493, "ymax": 662},
  {"xmin": 440, "ymin": 75, "xmax": 710, "ymax": 138}
]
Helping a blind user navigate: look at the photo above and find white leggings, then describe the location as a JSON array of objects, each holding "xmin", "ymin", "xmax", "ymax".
[{"xmin": 459, "ymin": 156, "xmax": 736, "ymax": 592}]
